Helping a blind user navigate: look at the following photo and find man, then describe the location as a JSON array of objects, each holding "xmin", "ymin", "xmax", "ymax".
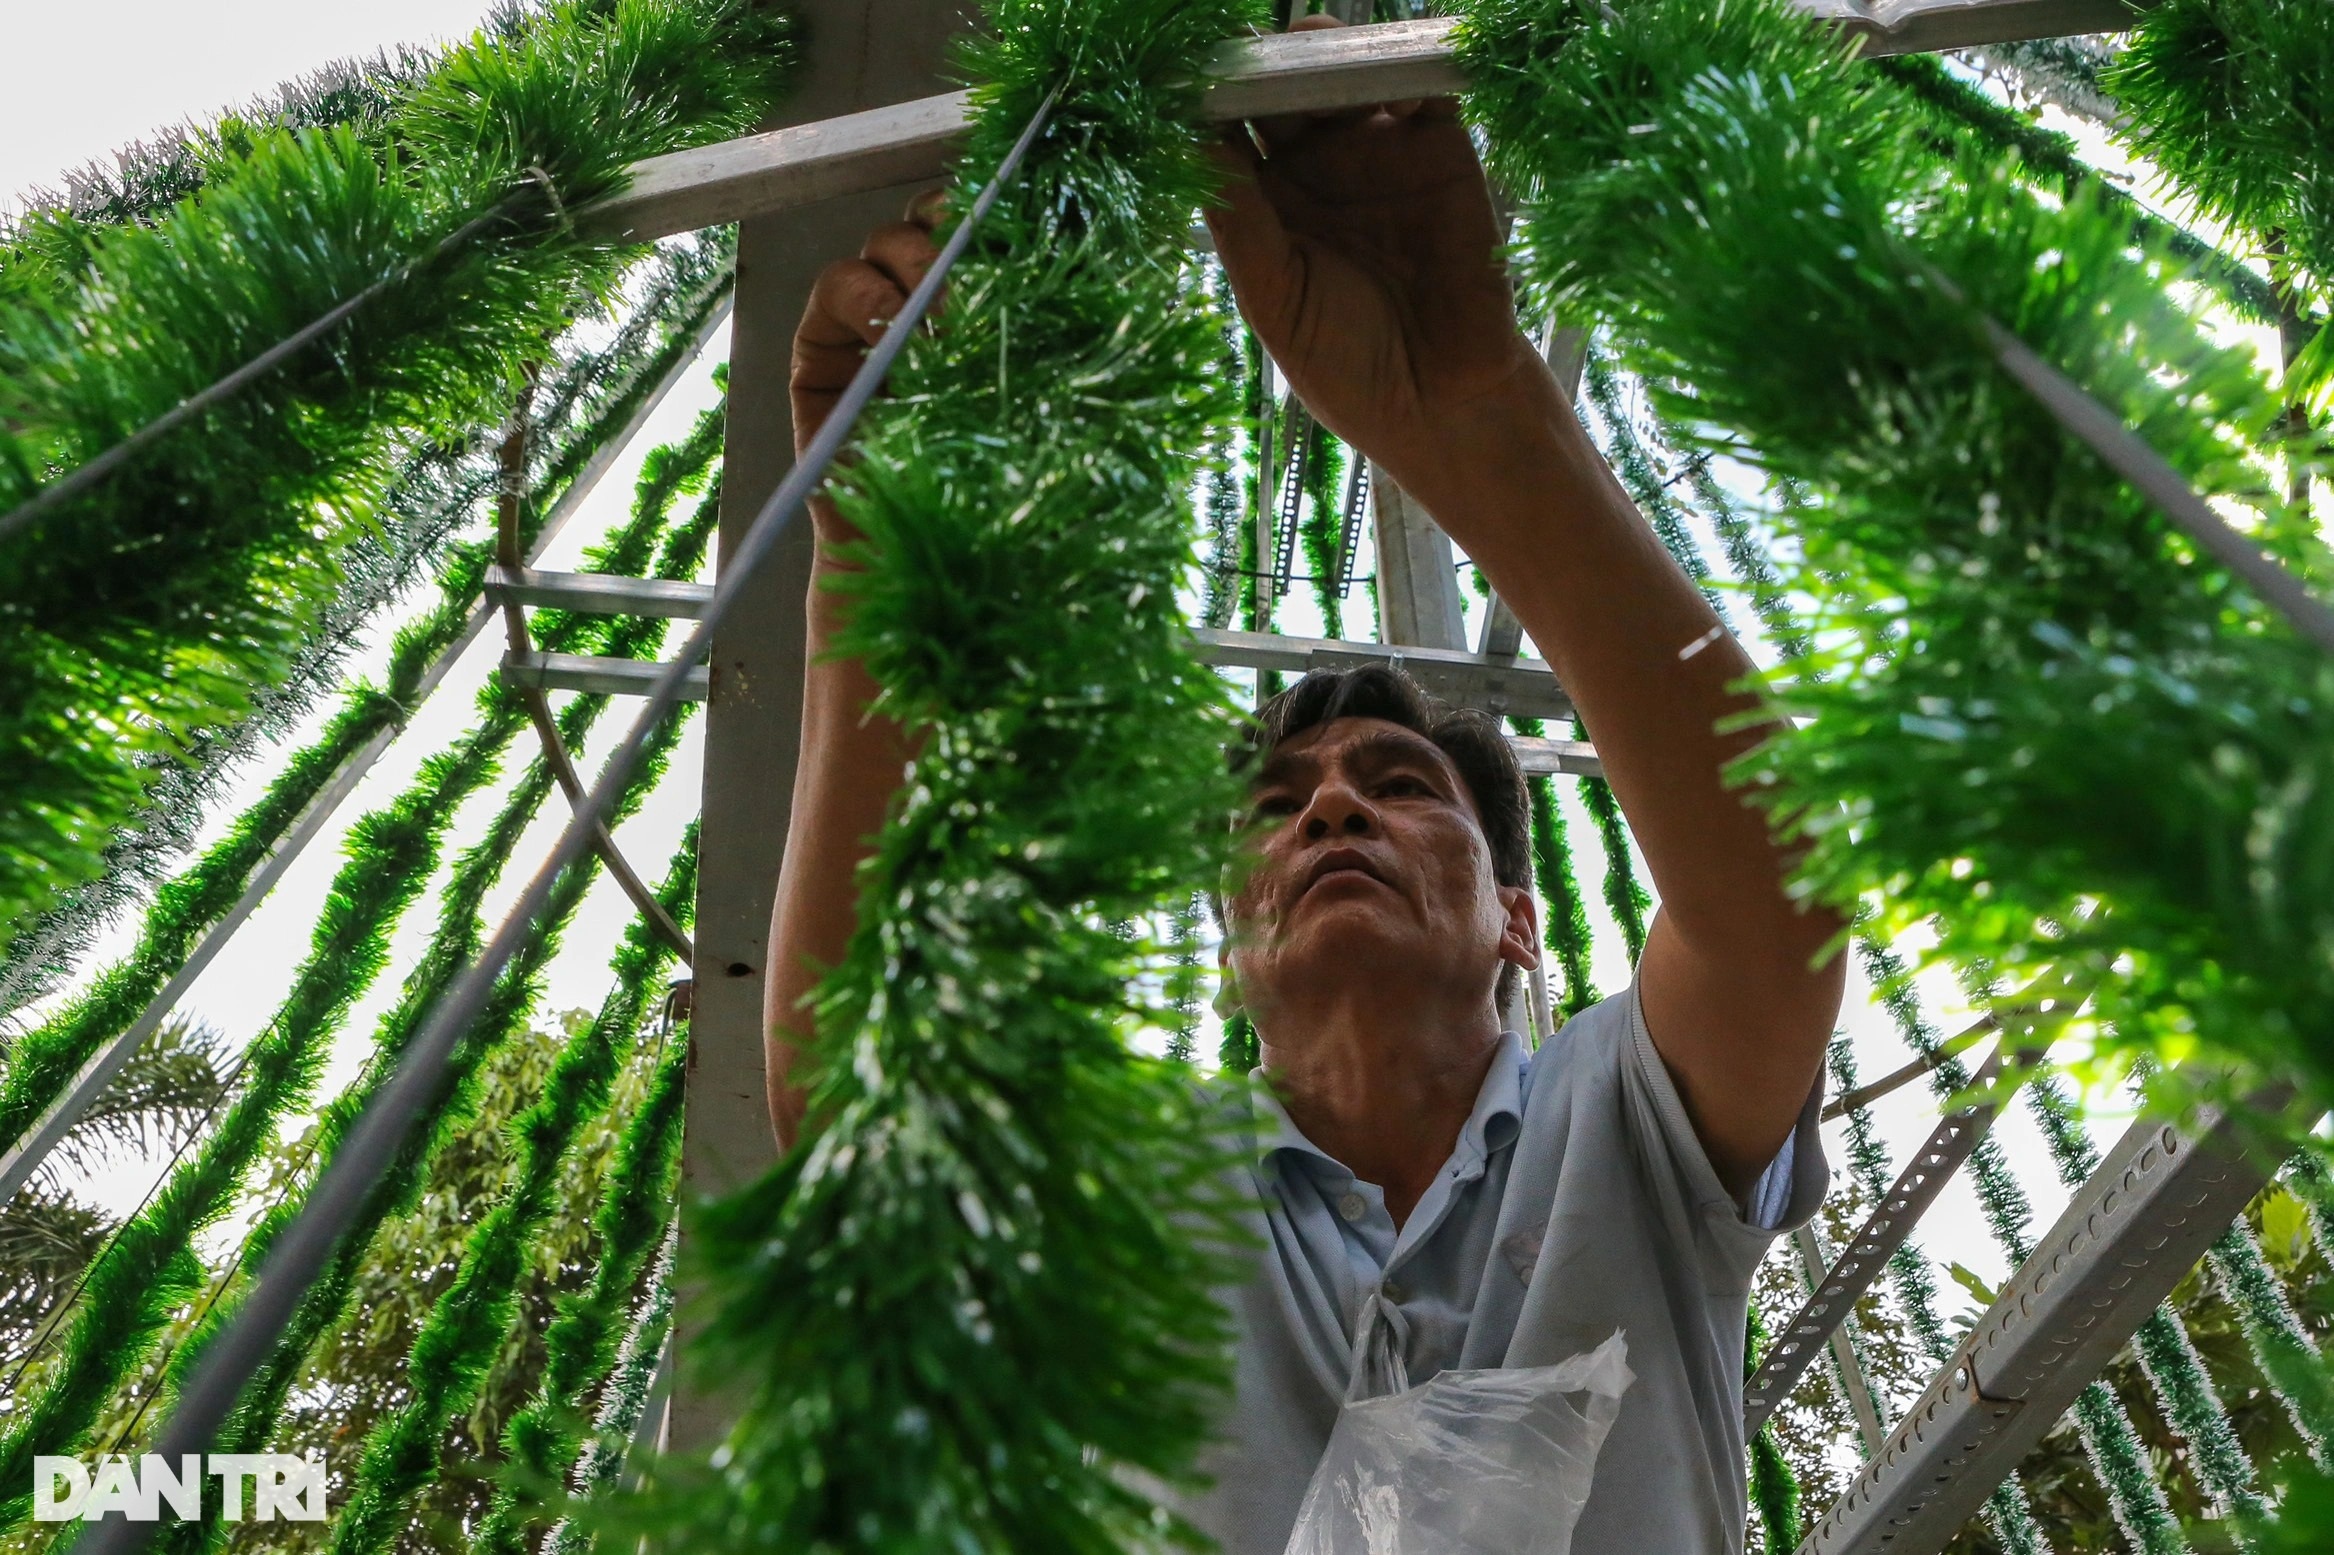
[{"xmin": 765, "ymin": 18, "xmax": 1844, "ymax": 1552}]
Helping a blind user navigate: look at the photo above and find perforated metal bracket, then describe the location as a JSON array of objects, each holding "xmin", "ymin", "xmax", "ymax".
[
  {"xmin": 1745, "ymin": 1038, "xmax": 2023, "ymax": 1433},
  {"xmin": 1798, "ymin": 1090, "xmax": 2283, "ymax": 1555}
]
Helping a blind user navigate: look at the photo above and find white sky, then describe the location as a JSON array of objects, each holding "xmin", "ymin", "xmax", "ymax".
[
  {"xmin": 5, "ymin": 5, "xmax": 2156, "ymax": 1335},
  {"xmin": 0, "ymin": 0, "xmax": 496, "ymax": 218}
]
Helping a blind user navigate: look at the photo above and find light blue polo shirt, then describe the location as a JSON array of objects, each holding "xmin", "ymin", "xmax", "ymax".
[{"xmin": 1177, "ymin": 982, "xmax": 1827, "ymax": 1555}]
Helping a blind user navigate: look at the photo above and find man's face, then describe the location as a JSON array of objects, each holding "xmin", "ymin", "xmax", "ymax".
[{"xmin": 1225, "ymin": 716, "xmax": 1531, "ymax": 1025}]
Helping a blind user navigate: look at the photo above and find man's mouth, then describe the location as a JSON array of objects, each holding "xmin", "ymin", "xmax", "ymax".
[{"xmin": 1299, "ymin": 847, "xmax": 1388, "ymax": 900}]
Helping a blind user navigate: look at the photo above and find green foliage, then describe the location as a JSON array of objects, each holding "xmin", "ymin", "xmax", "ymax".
[
  {"xmin": 324, "ymin": 828, "xmax": 698, "ymax": 1555},
  {"xmin": 1458, "ymin": 0, "xmax": 2334, "ymax": 1130},
  {"xmin": 140, "ymin": 437, "xmax": 723, "ymax": 1555},
  {"xmin": 477, "ymin": 1041, "xmax": 689, "ymax": 1555},
  {"xmin": 0, "ymin": 274, "xmax": 726, "ymax": 1151},
  {"xmin": 2109, "ymin": 0, "xmax": 2334, "ymax": 387},
  {"xmin": 0, "ymin": 235, "xmax": 732, "ymax": 1017},
  {"xmin": 1509, "ymin": 717, "xmax": 1599, "ymax": 1015},
  {"xmin": 1296, "ymin": 422, "xmax": 1349, "ymax": 639},
  {"xmin": 663, "ymin": 2, "xmax": 1263, "ymax": 1547},
  {"xmin": 0, "ymin": 0, "xmax": 789, "ymax": 958}
]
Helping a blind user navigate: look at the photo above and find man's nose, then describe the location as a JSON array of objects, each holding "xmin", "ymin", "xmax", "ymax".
[{"xmin": 1301, "ymin": 784, "xmax": 1376, "ymax": 841}]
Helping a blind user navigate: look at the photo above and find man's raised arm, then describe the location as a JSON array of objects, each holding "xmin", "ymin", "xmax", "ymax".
[
  {"xmin": 760, "ymin": 198, "xmax": 943, "ymax": 1149},
  {"xmin": 1205, "ymin": 19, "xmax": 1844, "ymax": 1194}
]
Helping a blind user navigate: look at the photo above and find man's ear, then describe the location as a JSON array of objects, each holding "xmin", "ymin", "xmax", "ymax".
[{"xmin": 1495, "ymin": 884, "xmax": 1541, "ymax": 972}]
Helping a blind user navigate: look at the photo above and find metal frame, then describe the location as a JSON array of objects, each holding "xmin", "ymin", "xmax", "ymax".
[
  {"xmin": 580, "ymin": 1, "xmax": 2146, "ymax": 243},
  {"xmin": 1800, "ymin": 1092, "xmax": 2282, "ymax": 1555}
]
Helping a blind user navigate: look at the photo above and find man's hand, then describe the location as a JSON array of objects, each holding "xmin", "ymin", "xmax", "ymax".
[
  {"xmin": 1204, "ymin": 16, "xmax": 1546, "ymax": 497},
  {"xmin": 790, "ymin": 193, "xmax": 944, "ymax": 528},
  {"xmin": 763, "ymin": 192, "xmax": 940, "ymax": 1148}
]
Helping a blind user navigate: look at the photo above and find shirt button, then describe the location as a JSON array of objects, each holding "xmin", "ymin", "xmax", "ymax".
[
  {"xmin": 1337, "ymin": 1192, "xmax": 1367, "ymax": 1222},
  {"xmin": 1381, "ymin": 1279, "xmax": 1406, "ymax": 1304}
]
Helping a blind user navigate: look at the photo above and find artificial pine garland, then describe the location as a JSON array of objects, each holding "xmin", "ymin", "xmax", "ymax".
[
  {"xmin": 0, "ymin": 413, "xmax": 721, "ymax": 1534},
  {"xmin": 2107, "ymin": 1, "xmax": 2334, "ymax": 389},
  {"xmin": 0, "ymin": 0, "xmax": 790, "ymax": 957},
  {"xmin": 545, "ymin": 1228, "xmax": 679, "ymax": 1555},
  {"xmin": 1508, "ymin": 716, "xmax": 1600, "ymax": 1015},
  {"xmin": 1296, "ymin": 423, "xmax": 1349, "ymax": 638},
  {"xmin": 147, "ymin": 465, "xmax": 724, "ymax": 1554},
  {"xmin": 1460, "ymin": 0, "xmax": 2334, "ymax": 1135},
  {"xmin": 665, "ymin": 1, "xmax": 1258, "ymax": 1546},
  {"xmin": 477, "ymin": 1031, "xmax": 690, "ymax": 1555},
  {"xmin": 0, "ymin": 236, "xmax": 734, "ymax": 1017},
  {"xmin": 324, "ymin": 826, "xmax": 699, "ymax": 1555},
  {"xmin": 0, "ymin": 273, "xmax": 726, "ymax": 1140}
]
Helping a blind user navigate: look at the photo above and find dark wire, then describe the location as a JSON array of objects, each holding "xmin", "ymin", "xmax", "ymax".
[
  {"xmin": 67, "ymin": 89, "xmax": 1058, "ymax": 1555},
  {"xmin": 0, "ymin": 203, "xmax": 512, "ymax": 545}
]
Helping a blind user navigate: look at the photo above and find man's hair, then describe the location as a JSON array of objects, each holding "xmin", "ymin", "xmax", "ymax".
[{"xmin": 1240, "ymin": 664, "xmax": 1533, "ymax": 1012}]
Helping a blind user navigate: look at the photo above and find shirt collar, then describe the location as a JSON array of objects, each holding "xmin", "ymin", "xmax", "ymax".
[{"xmin": 1253, "ymin": 1029, "xmax": 1528, "ymax": 1188}]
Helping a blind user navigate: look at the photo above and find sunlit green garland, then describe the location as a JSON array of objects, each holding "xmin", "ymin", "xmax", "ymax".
[
  {"xmin": 149, "ymin": 472, "xmax": 724, "ymax": 1555},
  {"xmin": 0, "ymin": 239, "xmax": 734, "ymax": 1016},
  {"xmin": 0, "ymin": 280, "xmax": 726, "ymax": 1140},
  {"xmin": 461, "ymin": 942, "xmax": 688, "ymax": 1555},
  {"xmin": 0, "ymin": 0, "xmax": 790, "ymax": 956},
  {"xmin": 666, "ymin": 1, "xmax": 1259, "ymax": 1544},
  {"xmin": 1201, "ymin": 265, "xmax": 1247, "ymax": 632},
  {"xmin": 324, "ymin": 822, "xmax": 700, "ymax": 1555}
]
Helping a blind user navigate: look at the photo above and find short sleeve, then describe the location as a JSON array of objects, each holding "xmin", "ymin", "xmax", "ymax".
[{"xmin": 1620, "ymin": 981, "xmax": 1828, "ymax": 1277}]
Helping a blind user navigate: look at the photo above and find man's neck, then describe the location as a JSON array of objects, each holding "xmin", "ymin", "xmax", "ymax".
[{"xmin": 1257, "ymin": 994, "xmax": 1505, "ymax": 1230}]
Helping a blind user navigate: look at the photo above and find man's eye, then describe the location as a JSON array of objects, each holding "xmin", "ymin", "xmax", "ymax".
[
  {"xmin": 1248, "ymin": 796, "xmax": 1299, "ymax": 824},
  {"xmin": 1377, "ymin": 776, "xmax": 1430, "ymax": 798}
]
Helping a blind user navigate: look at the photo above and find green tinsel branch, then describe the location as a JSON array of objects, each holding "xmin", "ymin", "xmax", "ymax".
[
  {"xmin": 1201, "ymin": 263, "xmax": 1248, "ymax": 631},
  {"xmin": 2107, "ymin": 1, "xmax": 2334, "ymax": 391},
  {"xmin": 0, "ymin": 0, "xmax": 789, "ymax": 956},
  {"xmin": 1579, "ymin": 341, "xmax": 1730, "ymax": 623},
  {"xmin": 1461, "ymin": 0, "xmax": 2334, "ymax": 1122},
  {"xmin": 160, "ymin": 684, "xmax": 697, "ymax": 1554},
  {"xmin": 1872, "ymin": 52, "xmax": 2285, "ymax": 328},
  {"xmin": 324, "ymin": 822, "xmax": 700, "ymax": 1555},
  {"xmin": 1579, "ymin": 773, "xmax": 1649, "ymax": 964},
  {"xmin": 1509, "ymin": 716, "xmax": 1599, "ymax": 1015},
  {"xmin": 0, "ymin": 235, "xmax": 733, "ymax": 1016},
  {"xmin": 144, "ymin": 464, "xmax": 724, "ymax": 1555},
  {"xmin": 1744, "ymin": 1302, "xmax": 1804, "ymax": 1552},
  {"xmin": 2017, "ymin": 1064, "xmax": 2275, "ymax": 1536},
  {"xmin": 0, "ymin": 272, "xmax": 726, "ymax": 1136},
  {"xmin": 1165, "ymin": 896, "xmax": 1205, "ymax": 1065},
  {"xmin": 2209, "ymin": 1215, "xmax": 2334, "ymax": 1464},
  {"xmin": 663, "ymin": 1, "xmax": 1261, "ymax": 1544},
  {"xmin": 545, "ymin": 1223, "xmax": 679, "ymax": 1555},
  {"xmin": 477, "ymin": 1025, "xmax": 690, "ymax": 1555},
  {"xmin": 0, "ymin": 725, "xmax": 510, "ymax": 1526},
  {"xmin": 1297, "ymin": 421, "xmax": 1348, "ymax": 639},
  {"xmin": 0, "ymin": 406, "xmax": 720, "ymax": 1537}
]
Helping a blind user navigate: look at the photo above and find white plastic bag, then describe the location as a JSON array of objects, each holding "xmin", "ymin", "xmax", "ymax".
[{"xmin": 1283, "ymin": 1332, "xmax": 1633, "ymax": 1555}]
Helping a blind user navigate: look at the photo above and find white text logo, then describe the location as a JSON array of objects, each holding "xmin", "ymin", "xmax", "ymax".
[{"xmin": 33, "ymin": 1454, "xmax": 326, "ymax": 1522}]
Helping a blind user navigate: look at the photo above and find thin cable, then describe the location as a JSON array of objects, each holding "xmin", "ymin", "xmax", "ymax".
[
  {"xmin": 0, "ymin": 205, "xmax": 511, "ymax": 545},
  {"xmin": 68, "ymin": 91, "xmax": 1058, "ymax": 1555},
  {"xmin": 1920, "ymin": 260, "xmax": 2334, "ymax": 657}
]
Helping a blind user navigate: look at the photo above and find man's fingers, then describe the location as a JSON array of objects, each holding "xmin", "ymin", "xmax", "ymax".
[
  {"xmin": 861, "ymin": 220, "xmax": 940, "ymax": 298},
  {"xmin": 800, "ymin": 257, "xmax": 908, "ymax": 353},
  {"xmin": 905, "ymin": 186, "xmax": 948, "ymax": 230}
]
